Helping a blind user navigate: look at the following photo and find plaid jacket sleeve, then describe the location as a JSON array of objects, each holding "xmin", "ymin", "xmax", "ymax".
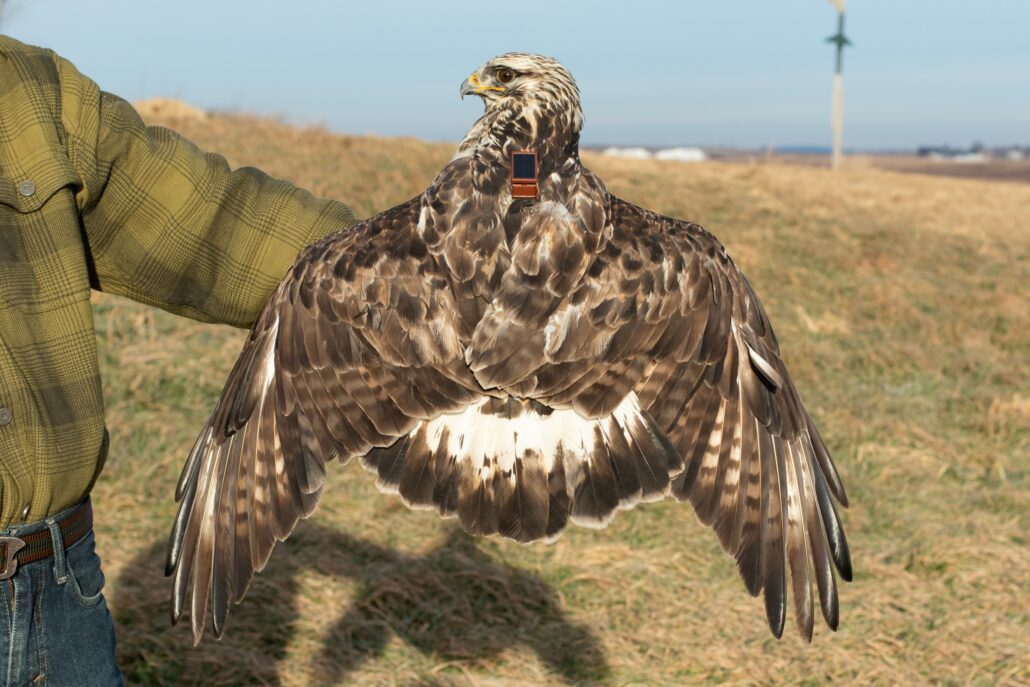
[{"xmin": 56, "ymin": 56, "xmax": 357, "ymax": 328}]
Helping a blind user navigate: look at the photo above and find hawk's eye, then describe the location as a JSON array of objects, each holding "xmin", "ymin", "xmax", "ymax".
[{"xmin": 497, "ymin": 68, "xmax": 515, "ymax": 84}]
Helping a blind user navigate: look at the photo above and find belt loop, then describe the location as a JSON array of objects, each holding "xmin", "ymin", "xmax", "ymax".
[{"xmin": 46, "ymin": 518, "xmax": 69, "ymax": 584}]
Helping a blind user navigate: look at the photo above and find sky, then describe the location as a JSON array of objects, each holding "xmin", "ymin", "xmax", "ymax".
[{"xmin": 3, "ymin": 0, "xmax": 1028, "ymax": 150}]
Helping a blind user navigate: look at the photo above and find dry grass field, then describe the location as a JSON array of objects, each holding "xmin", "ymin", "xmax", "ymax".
[
  {"xmin": 89, "ymin": 103, "xmax": 1030, "ymax": 686},
  {"xmin": 783, "ymin": 154, "xmax": 1030, "ymax": 185},
  {"xmin": 869, "ymin": 156, "xmax": 1030, "ymax": 185}
]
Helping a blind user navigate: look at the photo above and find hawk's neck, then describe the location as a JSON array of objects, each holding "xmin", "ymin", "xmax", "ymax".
[{"xmin": 456, "ymin": 102, "xmax": 581, "ymax": 175}]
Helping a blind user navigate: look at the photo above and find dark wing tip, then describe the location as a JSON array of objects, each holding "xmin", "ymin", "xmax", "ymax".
[
  {"xmin": 765, "ymin": 590, "xmax": 787, "ymax": 639},
  {"xmin": 823, "ymin": 600, "xmax": 840, "ymax": 632},
  {"xmin": 836, "ymin": 482, "xmax": 851, "ymax": 509},
  {"xmin": 826, "ymin": 489, "xmax": 853, "ymax": 582},
  {"xmin": 163, "ymin": 550, "xmax": 177, "ymax": 578},
  {"xmin": 836, "ymin": 535, "xmax": 854, "ymax": 583}
]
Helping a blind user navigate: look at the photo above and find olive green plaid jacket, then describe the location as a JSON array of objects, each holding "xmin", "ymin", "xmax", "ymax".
[{"xmin": 0, "ymin": 36, "xmax": 356, "ymax": 527}]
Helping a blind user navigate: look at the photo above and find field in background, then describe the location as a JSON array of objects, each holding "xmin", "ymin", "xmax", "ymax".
[
  {"xmin": 700, "ymin": 145, "xmax": 1030, "ymax": 184},
  {"xmin": 90, "ymin": 103, "xmax": 1029, "ymax": 686},
  {"xmin": 867, "ymin": 156, "xmax": 1030, "ymax": 184}
]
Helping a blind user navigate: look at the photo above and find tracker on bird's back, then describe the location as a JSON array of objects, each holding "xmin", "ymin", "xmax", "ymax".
[{"xmin": 167, "ymin": 52, "xmax": 852, "ymax": 645}]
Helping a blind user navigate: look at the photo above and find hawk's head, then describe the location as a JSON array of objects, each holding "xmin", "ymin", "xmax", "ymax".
[{"xmin": 460, "ymin": 53, "xmax": 583, "ymax": 136}]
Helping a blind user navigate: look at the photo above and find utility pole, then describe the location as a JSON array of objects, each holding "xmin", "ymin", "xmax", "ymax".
[{"xmin": 826, "ymin": 0, "xmax": 851, "ymax": 170}]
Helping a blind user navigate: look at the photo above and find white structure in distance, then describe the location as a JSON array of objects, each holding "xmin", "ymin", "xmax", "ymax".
[
  {"xmin": 601, "ymin": 146, "xmax": 654, "ymax": 159},
  {"xmin": 601, "ymin": 146, "xmax": 707, "ymax": 162},
  {"xmin": 655, "ymin": 147, "xmax": 707, "ymax": 162}
]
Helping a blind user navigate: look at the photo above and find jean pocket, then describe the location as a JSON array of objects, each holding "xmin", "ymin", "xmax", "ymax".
[{"xmin": 63, "ymin": 531, "xmax": 106, "ymax": 609}]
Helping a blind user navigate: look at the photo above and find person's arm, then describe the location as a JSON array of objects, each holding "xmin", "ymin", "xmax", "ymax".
[{"xmin": 56, "ymin": 54, "xmax": 357, "ymax": 328}]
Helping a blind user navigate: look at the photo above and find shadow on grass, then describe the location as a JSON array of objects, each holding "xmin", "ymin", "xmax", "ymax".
[{"xmin": 112, "ymin": 523, "xmax": 610, "ymax": 686}]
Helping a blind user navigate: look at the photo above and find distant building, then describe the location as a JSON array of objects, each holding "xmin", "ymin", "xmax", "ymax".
[
  {"xmin": 994, "ymin": 146, "xmax": 1029, "ymax": 161},
  {"xmin": 654, "ymin": 147, "xmax": 707, "ymax": 162},
  {"xmin": 602, "ymin": 147, "xmax": 653, "ymax": 159},
  {"xmin": 918, "ymin": 143, "xmax": 1029, "ymax": 162},
  {"xmin": 943, "ymin": 152, "xmax": 989, "ymax": 164},
  {"xmin": 917, "ymin": 145, "xmax": 966, "ymax": 159}
]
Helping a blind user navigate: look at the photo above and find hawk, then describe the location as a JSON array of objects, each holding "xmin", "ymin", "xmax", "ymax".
[{"xmin": 166, "ymin": 53, "xmax": 852, "ymax": 644}]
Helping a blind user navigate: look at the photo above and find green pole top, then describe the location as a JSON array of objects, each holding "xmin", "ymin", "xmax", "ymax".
[{"xmin": 826, "ymin": 12, "xmax": 852, "ymax": 74}]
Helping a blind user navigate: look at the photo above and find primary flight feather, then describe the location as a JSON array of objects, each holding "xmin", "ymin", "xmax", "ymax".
[{"xmin": 166, "ymin": 53, "xmax": 852, "ymax": 643}]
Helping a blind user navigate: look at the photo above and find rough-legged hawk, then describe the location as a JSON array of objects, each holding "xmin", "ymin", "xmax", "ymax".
[{"xmin": 167, "ymin": 53, "xmax": 852, "ymax": 643}]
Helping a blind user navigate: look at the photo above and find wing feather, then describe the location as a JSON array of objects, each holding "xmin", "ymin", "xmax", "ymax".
[
  {"xmin": 784, "ymin": 439, "xmax": 815, "ymax": 641},
  {"xmin": 540, "ymin": 193, "xmax": 851, "ymax": 639},
  {"xmin": 167, "ymin": 198, "xmax": 474, "ymax": 642},
  {"xmin": 760, "ymin": 433, "xmax": 787, "ymax": 638}
]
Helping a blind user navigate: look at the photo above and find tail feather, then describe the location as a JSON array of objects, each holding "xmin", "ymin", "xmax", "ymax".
[
  {"xmin": 544, "ymin": 449, "xmax": 571, "ymax": 541},
  {"xmin": 499, "ymin": 449, "xmax": 550, "ymax": 541},
  {"xmin": 361, "ymin": 393, "xmax": 679, "ymax": 542},
  {"xmin": 569, "ymin": 427, "xmax": 620, "ymax": 528},
  {"xmin": 597, "ymin": 416, "xmax": 642, "ymax": 504}
]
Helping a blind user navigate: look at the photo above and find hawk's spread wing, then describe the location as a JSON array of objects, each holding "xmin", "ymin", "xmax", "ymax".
[
  {"xmin": 166, "ymin": 197, "xmax": 477, "ymax": 642},
  {"xmin": 168, "ymin": 189, "xmax": 850, "ymax": 643},
  {"xmin": 535, "ymin": 195, "xmax": 852, "ymax": 639}
]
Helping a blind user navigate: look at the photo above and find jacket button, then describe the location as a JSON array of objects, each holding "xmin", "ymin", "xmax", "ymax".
[
  {"xmin": 17, "ymin": 180, "xmax": 36, "ymax": 196},
  {"xmin": 0, "ymin": 408, "xmax": 11, "ymax": 425}
]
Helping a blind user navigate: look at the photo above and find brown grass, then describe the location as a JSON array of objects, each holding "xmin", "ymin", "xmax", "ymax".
[
  {"xmin": 868, "ymin": 156, "xmax": 1030, "ymax": 185},
  {"xmin": 87, "ymin": 106, "xmax": 1030, "ymax": 686}
]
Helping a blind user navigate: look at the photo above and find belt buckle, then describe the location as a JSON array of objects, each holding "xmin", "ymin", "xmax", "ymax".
[{"xmin": 0, "ymin": 536, "xmax": 25, "ymax": 580}]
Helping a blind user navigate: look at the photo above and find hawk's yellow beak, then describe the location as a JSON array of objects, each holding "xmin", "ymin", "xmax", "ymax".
[{"xmin": 460, "ymin": 72, "xmax": 505, "ymax": 99}]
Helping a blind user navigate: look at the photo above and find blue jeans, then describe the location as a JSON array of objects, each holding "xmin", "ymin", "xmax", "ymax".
[{"xmin": 0, "ymin": 501, "xmax": 122, "ymax": 686}]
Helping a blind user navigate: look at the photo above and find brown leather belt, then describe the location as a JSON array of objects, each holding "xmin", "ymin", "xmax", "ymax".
[{"xmin": 0, "ymin": 499, "xmax": 93, "ymax": 580}]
